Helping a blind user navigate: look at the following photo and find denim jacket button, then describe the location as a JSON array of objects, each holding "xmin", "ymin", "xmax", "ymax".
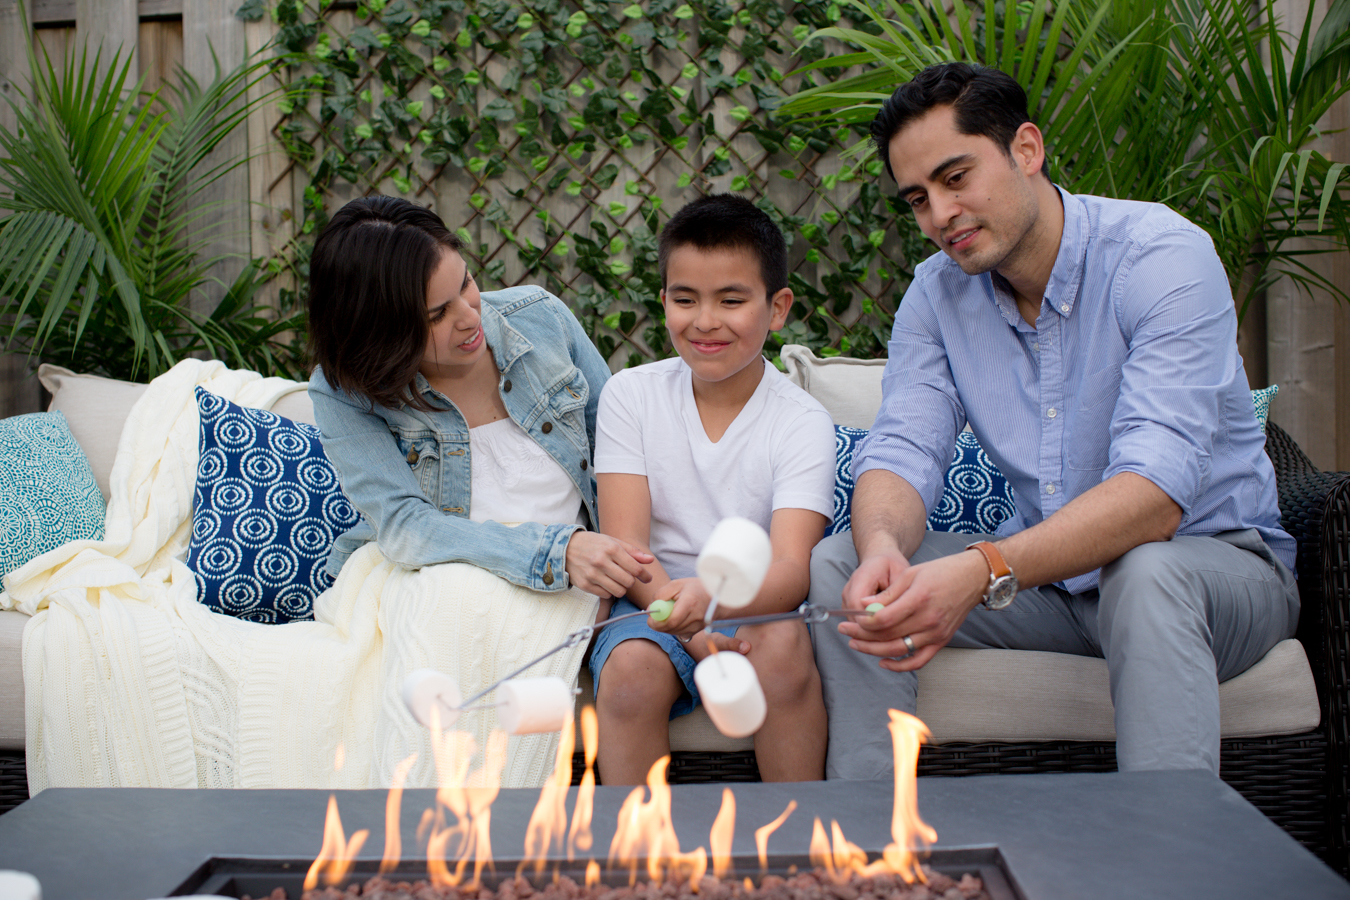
[
  {"xmin": 542, "ymin": 563, "xmax": 554, "ymax": 586},
  {"xmin": 503, "ymin": 379, "xmax": 512, "ymax": 392},
  {"xmin": 406, "ymin": 448, "xmax": 419, "ymax": 464},
  {"xmin": 541, "ymin": 421, "xmax": 553, "ymax": 434},
  {"xmin": 580, "ymin": 459, "xmax": 588, "ymax": 470}
]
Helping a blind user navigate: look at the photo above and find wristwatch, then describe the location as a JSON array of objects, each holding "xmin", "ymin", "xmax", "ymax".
[{"xmin": 966, "ymin": 541, "xmax": 1018, "ymax": 610}]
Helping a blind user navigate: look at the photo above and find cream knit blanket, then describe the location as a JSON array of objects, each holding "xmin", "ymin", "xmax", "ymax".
[{"xmin": 0, "ymin": 359, "xmax": 596, "ymax": 792}]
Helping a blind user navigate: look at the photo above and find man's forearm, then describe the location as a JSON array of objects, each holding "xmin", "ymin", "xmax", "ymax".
[
  {"xmin": 997, "ymin": 471, "xmax": 1182, "ymax": 590},
  {"xmin": 850, "ymin": 469, "xmax": 930, "ymax": 560}
]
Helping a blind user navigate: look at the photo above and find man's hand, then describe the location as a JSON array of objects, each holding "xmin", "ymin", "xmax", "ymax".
[
  {"xmin": 648, "ymin": 577, "xmax": 712, "ymax": 637},
  {"xmin": 564, "ymin": 531, "xmax": 655, "ymax": 598},
  {"xmin": 839, "ymin": 549, "xmax": 989, "ymax": 672},
  {"xmin": 841, "ymin": 548, "xmax": 911, "ymax": 610},
  {"xmin": 687, "ymin": 630, "xmax": 750, "ymax": 661}
]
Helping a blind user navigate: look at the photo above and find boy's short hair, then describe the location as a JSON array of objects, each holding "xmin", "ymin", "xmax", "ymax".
[
  {"xmin": 658, "ymin": 194, "xmax": 788, "ymax": 297},
  {"xmin": 871, "ymin": 62, "xmax": 1050, "ymax": 183}
]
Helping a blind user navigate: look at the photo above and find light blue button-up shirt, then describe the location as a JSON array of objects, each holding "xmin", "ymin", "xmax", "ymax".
[{"xmin": 854, "ymin": 188, "xmax": 1295, "ymax": 593}]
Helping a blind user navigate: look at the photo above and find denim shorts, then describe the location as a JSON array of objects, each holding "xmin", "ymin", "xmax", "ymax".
[{"xmin": 588, "ymin": 598, "xmax": 740, "ymax": 719}]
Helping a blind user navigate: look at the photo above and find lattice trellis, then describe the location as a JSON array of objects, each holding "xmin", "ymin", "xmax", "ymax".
[{"xmin": 241, "ymin": 0, "xmax": 929, "ymax": 367}]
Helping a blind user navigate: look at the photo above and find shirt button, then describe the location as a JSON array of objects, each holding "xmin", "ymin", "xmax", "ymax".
[
  {"xmin": 1047, "ymin": 408, "xmax": 1057, "ymax": 418},
  {"xmin": 541, "ymin": 421, "xmax": 553, "ymax": 434},
  {"xmin": 1031, "ymin": 342, "xmax": 1039, "ymax": 351},
  {"xmin": 1060, "ymin": 304, "xmax": 1070, "ymax": 313},
  {"xmin": 1046, "ymin": 484, "xmax": 1056, "ymax": 494},
  {"xmin": 580, "ymin": 459, "xmax": 588, "ymax": 470},
  {"xmin": 406, "ymin": 448, "xmax": 419, "ymax": 464},
  {"xmin": 503, "ymin": 379, "xmax": 512, "ymax": 392},
  {"xmin": 542, "ymin": 564, "xmax": 554, "ymax": 586}
]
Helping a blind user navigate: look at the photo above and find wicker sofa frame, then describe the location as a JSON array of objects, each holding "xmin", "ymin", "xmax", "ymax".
[{"xmin": 0, "ymin": 424, "xmax": 1345, "ymax": 876}]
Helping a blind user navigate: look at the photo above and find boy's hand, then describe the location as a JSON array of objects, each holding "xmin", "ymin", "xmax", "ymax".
[
  {"xmin": 648, "ymin": 577, "xmax": 712, "ymax": 636},
  {"xmin": 686, "ymin": 630, "xmax": 750, "ymax": 662},
  {"xmin": 564, "ymin": 531, "xmax": 654, "ymax": 598}
]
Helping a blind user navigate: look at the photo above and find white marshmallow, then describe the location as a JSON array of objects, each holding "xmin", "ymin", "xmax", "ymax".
[
  {"xmin": 0, "ymin": 872, "xmax": 39, "ymax": 900},
  {"xmin": 497, "ymin": 677, "xmax": 573, "ymax": 734},
  {"xmin": 696, "ymin": 517, "xmax": 772, "ymax": 610},
  {"xmin": 402, "ymin": 669, "xmax": 462, "ymax": 729},
  {"xmin": 694, "ymin": 652, "xmax": 766, "ymax": 738}
]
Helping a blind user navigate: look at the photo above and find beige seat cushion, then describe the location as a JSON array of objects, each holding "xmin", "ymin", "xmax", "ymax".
[
  {"xmin": 574, "ymin": 639, "xmax": 1319, "ymax": 756},
  {"xmin": 779, "ymin": 344, "xmax": 885, "ymax": 429},
  {"xmin": 38, "ymin": 364, "xmax": 317, "ymax": 501},
  {"xmin": 0, "ymin": 610, "xmax": 26, "ymax": 750},
  {"xmin": 916, "ymin": 638, "xmax": 1319, "ymax": 743}
]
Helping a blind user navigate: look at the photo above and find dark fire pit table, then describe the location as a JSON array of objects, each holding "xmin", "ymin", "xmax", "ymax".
[{"xmin": 0, "ymin": 770, "xmax": 1345, "ymax": 900}]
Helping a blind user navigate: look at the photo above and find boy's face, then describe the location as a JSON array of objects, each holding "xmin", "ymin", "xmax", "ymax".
[{"xmin": 661, "ymin": 245, "xmax": 791, "ymax": 387}]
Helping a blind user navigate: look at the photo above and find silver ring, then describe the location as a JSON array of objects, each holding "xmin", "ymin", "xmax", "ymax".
[
  {"xmin": 679, "ymin": 634, "xmax": 692, "ymax": 644},
  {"xmin": 902, "ymin": 634, "xmax": 916, "ymax": 656}
]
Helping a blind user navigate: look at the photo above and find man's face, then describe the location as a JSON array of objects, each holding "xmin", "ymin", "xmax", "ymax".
[{"xmin": 888, "ymin": 105, "xmax": 1040, "ymax": 276}]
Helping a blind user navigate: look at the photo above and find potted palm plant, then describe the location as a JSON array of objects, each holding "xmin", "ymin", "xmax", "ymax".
[
  {"xmin": 0, "ymin": 21, "xmax": 304, "ymax": 382},
  {"xmin": 778, "ymin": 0, "xmax": 1350, "ymax": 319}
]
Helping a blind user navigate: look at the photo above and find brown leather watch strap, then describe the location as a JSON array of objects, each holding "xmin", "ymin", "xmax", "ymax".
[{"xmin": 966, "ymin": 540, "xmax": 1012, "ymax": 579}]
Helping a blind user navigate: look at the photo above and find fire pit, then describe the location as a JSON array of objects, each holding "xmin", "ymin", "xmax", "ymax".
[{"xmin": 174, "ymin": 850, "xmax": 1021, "ymax": 900}]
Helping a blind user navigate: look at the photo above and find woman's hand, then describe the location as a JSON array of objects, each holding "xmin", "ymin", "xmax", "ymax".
[{"xmin": 564, "ymin": 531, "xmax": 654, "ymax": 598}]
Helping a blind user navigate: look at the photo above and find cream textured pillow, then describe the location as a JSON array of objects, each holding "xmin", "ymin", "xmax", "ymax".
[
  {"xmin": 779, "ymin": 344, "xmax": 886, "ymax": 429},
  {"xmin": 39, "ymin": 365, "xmax": 148, "ymax": 500}
]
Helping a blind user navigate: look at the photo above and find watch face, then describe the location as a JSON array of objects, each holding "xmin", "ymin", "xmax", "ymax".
[{"xmin": 986, "ymin": 575, "xmax": 1018, "ymax": 610}]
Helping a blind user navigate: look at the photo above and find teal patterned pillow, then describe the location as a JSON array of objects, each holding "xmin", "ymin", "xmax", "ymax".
[
  {"xmin": 0, "ymin": 411, "xmax": 105, "ymax": 579},
  {"xmin": 1252, "ymin": 385, "xmax": 1277, "ymax": 432}
]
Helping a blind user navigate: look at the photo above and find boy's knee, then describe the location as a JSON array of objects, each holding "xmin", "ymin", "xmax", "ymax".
[
  {"xmin": 744, "ymin": 622, "xmax": 820, "ymax": 703},
  {"xmin": 596, "ymin": 640, "xmax": 682, "ymax": 718}
]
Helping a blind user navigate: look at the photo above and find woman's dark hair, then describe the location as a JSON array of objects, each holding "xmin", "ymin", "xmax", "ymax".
[
  {"xmin": 870, "ymin": 62, "xmax": 1050, "ymax": 183},
  {"xmin": 307, "ymin": 196, "xmax": 463, "ymax": 410},
  {"xmin": 658, "ymin": 193, "xmax": 788, "ymax": 297}
]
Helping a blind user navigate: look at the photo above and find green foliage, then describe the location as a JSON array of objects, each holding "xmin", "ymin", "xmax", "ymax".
[
  {"xmin": 251, "ymin": 0, "xmax": 922, "ymax": 365},
  {"xmin": 778, "ymin": 0, "xmax": 1350, "ymax": 319},
  {"xmin": 0, "ymin": 25, "xmax": 307, "ymax": 381}
]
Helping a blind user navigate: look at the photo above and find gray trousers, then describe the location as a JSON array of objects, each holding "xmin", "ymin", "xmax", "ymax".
[{"xmin": 809, "ymin": 528, "xmax": 1300, "ymax": 779}]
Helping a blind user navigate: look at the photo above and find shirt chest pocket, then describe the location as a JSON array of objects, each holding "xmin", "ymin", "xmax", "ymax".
[
  {"xmin": 545, "ymin": 368, "xmax": 590, "ymax": 446},
  {"xmin": 1067, "ymin": 363, "xmax": 1121, "ymax": 472},
  {"xmin": 394, "ymin": 432, "xmax": 442, "ymax": 496}
]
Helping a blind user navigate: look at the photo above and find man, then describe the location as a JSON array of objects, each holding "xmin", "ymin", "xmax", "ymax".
[{"xmin": 810, "ymin": 62, "xmax": 1299, "ymax": 779}]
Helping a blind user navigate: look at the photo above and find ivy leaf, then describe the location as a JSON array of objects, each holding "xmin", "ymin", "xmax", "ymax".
[
  {"xmin": 517, "ymin": 12, "xmax": 535, "ymax": 29},
  {"xmin": 730, "ymin": 175, "xmax": 748, "ymax": 191},
  {"xmin": 622, "ymin": 4, "xmax": 643, "ymax": 17},
  {"xmin": 470, "ymin": 193, "xmax": 488, "ymax": 209},
  {"xmin": 411, "ymin": 19, "xmax": 431, "ymax": 36},
  {"xmin": 235, "ymin": 0, "xmax": 267, "ymax": 21},
  {"xmin": 482, "ymin": 98, "xmax": 516, "ymax": 121},
  {"xmin": 568, "ymin": 116, "xmax": 587, "ymax": 130},
  {"xmin": 681, "ymin": 62, "xmax": 698, "ymax": 79},
  {"xmin": 624, "ymin": 180, "xmax": 640, "ymax": 196},
  {"xmin": 673, "ymin": 136, "xmax": 689, "ymax": 150},
  {"xmin": 433, "ymin": 56, "xmax": 450, "ymax": 71},
  {"xmin": 787, "ymin": 135, "xmax": 807, "ymax": 154},
  {"xmin": 868, "ymin": 229, "xmax": 885, "ymax": 248},
  {"xmin": 531, "ymin": 155, "xmax": 550, "ymax": 172},
  {"xmin": 553, "ymin": 241, "xmax": 570, "ymax": 256},
  {"xmin": 456, "ymin": 228, "xmax": 472, "ymax": 245},
  {"xmin": 729, "ymin": 105, "xmax": 750, "ymax": 122},
  {"xmin": 603, "ymin": 312, "xmax": 622, "ymax": 329},
  {"xmin": 468, "ymin": 157, "xmax": 487, "ymax": 173},
  {"xmin": 406, "ymin": 100, "xmax": 424, "ymax": 117},
  {"xmin": 355, "ymin": 123, "xmax": 374, "ymax": 139},
  {"xmin": 676, "ymin": 172, "xmax": 692, "ymax": 188},
  {"xmin": 608, "ymin": 202, "xmax": 627, "ymax": 217},
  {"xmin": 456, "ymin": 29, "xmax": 472, "ymax": 48},
  {"xmin": 429, "ymin": 85, "xmax": 446, "ymax": 99},
  {"xmin": 392, "ymin": 174, "xmax": 412, "ymax": 192},
  {"xmin": 566, "ymin": 182, "xmax": 583, "ymax": 196},
  {"xmin": 609, "ymin": 259, "xmax": 632, "ymax": 275},
  {"xmin": 805, "ymin": 249, "xmax": 820, "ymax": 263},
  {"xmin": 792, "ymin": 24, "xmax": 809, "ymax": 41},
  {"xmin": 609, "ymin": 237, "xmax": 627, "ymax": 254}
]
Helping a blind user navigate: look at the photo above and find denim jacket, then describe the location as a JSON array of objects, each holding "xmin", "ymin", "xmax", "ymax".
[{"xmin": 309, "ymin": 285, "xmax": 610, "ymax": 592}]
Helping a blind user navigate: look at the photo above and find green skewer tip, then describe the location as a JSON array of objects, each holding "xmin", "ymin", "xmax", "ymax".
[
  {"xmin": 648, "ymin": 599, "xmax": 675, "ymax": 621},
  {"xmin": 865, "ymin": 602, "xmax": 884, "ymax": 614}
]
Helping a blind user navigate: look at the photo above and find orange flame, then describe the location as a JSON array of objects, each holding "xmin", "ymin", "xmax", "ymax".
[
  {"xmin": 754, "ymin": 800, "xmax": 796, "ymax": 870},
  {"xmin": 807, "ymin": 709, "xmax": 937, "ymax": 884},
  {"xmin": 334, "ymin": 742, "xmax": 346, "ymax": 772},
  {"xmin": 424, "ymin": 705, "xmax": 507, "ymax": 889},
  {"xmin": 710, "ymin": 788, "xmax": 736, "ymax": 879},
  {"xmin": 303, "ymin": 795, "xmax": 370, "ymax": 890},
  {"xmin": 567, "ymin": 705, "xmax": 598, "ymax": 858},
  {"xmin": 585, "ymin": 859, "xmax": 601, "ymax": 887},
  {"xmin": 521, "ymin": 712, "xmax": 577, "ymax": 876},
  {"xmin": 608, "ymin": 756, "xmax": 708, "ymax": 888},
  {"xmin": 379, "ymin": 754, "xmax": 418, "ymax": 874},
  {"xmin": 874, "ymin": 709, "xmax": 937, "ymax": 883}
]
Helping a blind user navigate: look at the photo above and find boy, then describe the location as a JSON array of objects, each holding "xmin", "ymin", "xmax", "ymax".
[{"xmin": 590, "ymin": 194, "xmax": 836, "ymax": 784}]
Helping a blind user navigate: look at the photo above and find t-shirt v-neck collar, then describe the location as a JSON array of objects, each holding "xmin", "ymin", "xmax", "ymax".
[{"xmin": 681, "ymin": 358, "xmax": 770, "ymax": 447}]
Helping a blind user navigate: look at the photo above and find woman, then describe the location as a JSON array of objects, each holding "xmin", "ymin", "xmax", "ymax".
[{"xmin": 307, "ymin": 196, "xmax": 652, "ymax": 600}]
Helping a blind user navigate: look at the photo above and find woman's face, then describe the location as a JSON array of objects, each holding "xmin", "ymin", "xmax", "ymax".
[{"xmin": 419, "ymin": 249, "xmax": 486, "ymax": 379}]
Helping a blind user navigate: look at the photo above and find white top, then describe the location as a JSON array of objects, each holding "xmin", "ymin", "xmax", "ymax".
[
  {"xmin": 469, "ymin": 417, "xmax": 585, "ymax": 526},
  {"xmin": 594, "ymin": 357, "xmax": 836, "ymax": 580}
]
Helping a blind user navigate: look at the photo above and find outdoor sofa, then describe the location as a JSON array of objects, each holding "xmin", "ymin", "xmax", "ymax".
[{"xmin": 0, "ymin": 347, "xmax": 1345, "ymax": 876}]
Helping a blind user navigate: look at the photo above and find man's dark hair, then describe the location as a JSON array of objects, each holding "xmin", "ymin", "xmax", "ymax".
[
  {"xmin": 658, "ymin": 194, "xmax": 788, "ymax": 297},
  {"xmin": 307, "ymin": 195, "xmax": 463, "ymax": 410},
  {"xmin": 870, "ymin": 62, "xmax": 1050, "ymax": 183}
]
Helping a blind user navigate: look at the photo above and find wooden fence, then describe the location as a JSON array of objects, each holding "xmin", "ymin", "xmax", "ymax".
[{"xmin": 1, "ymin": 0, "xmax": 1348, "ymax": 470}]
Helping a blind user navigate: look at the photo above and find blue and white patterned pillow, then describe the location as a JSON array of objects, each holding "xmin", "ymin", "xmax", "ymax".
[
  {"xmin": 185, "ymin": 388, "xmax": 359, "ymax": 624},
  {"xmin": 0, "ymin": 411, "xmax": 105, "ymax": 579},
  {"xmin": 829, "ymin": 427, "xmax": 1016, "ymax": 537},
  {"xmin": 1253, "ymin": 384, "xmax": 1277, "ymax": 432}
]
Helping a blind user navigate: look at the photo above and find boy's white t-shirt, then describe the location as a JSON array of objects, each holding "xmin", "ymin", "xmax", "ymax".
[{"xmin": 594, "ymin": 356, "xmax": 837, "ymax": 581}]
